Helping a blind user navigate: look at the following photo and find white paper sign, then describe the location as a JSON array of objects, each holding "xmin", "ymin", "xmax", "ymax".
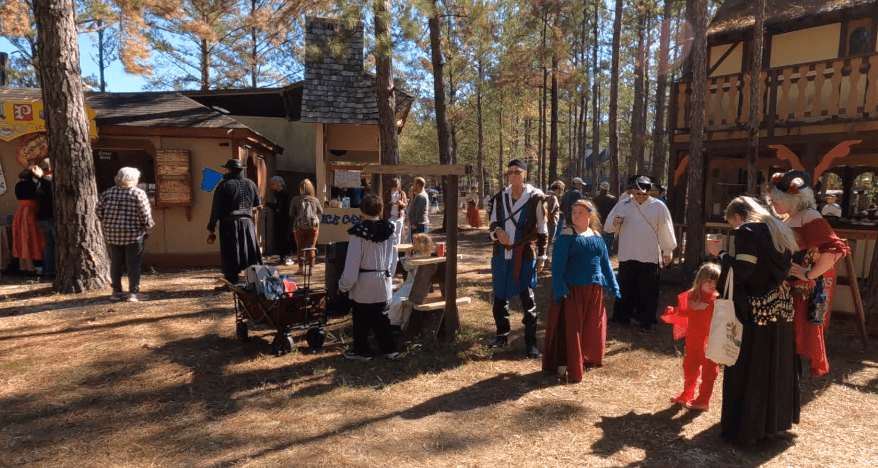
[{"xmin": 334, "ymin": 169, "xmax": 361, "ymax": 189}]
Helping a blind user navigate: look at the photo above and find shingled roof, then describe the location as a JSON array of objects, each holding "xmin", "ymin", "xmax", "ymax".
[
  {"xmin": 87, "ymin": 92, "xmax": 251, "ymax": 128},
  {"xmin": 0, "ymin": 87, "xmax": 250, "ymax": 129},
  {"xmin": 709, "ymin": 0, "xmax": 875, "ymax": 35}
]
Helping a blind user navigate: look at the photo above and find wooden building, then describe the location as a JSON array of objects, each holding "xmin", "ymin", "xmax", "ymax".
[
  {"xmin": 186, "ymin": 17, "xmax": 414, "ymax": 245},
  {"xmin": 667, "ymin": 0, "xmax": 877, "ymax": 314},
  {"xmin": 0, "ymin": 87, "xmax": 282, "ymax": 268}
]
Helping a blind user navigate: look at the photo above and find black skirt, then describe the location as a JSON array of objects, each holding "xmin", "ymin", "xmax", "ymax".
[
  {"xmin": 218, "ymin": 218, "xmax": 263, "ymax": 281},
  {"xmin": 720, "ymin": 317, "xmax": 800, "ymax": 443}
]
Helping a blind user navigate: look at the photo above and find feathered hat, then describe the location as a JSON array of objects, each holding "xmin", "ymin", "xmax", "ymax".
[{"xmin": 770, "ymin": 169, "xmax": 812, "ymax": 195}]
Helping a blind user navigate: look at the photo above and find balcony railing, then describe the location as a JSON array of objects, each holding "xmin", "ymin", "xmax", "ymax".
[{"xmin": 671, "ymin": 52, "xmax": 878, "ymax": 136}]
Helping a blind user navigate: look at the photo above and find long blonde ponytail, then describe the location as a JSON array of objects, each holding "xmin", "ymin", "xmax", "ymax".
[{"xmin": 725, "ymin": 196, "xmax": 799, "ymax": 253}]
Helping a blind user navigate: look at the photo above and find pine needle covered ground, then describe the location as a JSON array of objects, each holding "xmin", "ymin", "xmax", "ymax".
[{"xmin": 1, "ymin": 213, "xmax": 876, "ymax": 467}]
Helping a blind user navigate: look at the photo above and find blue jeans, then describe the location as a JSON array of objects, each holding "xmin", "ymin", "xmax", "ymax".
[
  {"xmin": 109, "ymin": 239, "xmax": 145, "ymax": 294},
  {"xmin": 410, "ymin": 223, "xmax": 428, "ymax": 243},
  {"xmin": 37, "ymin": 219, "xmax": 55, "ymax": 276}
]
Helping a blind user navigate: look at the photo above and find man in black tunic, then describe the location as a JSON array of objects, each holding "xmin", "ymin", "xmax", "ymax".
[{"xmin": 207, "ymin": 159, "xmax": 263, "ymax": 285}]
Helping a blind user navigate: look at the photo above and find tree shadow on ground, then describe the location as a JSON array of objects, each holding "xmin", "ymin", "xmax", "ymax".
[
  {"xmin": 207, "ymin": 371, "xmax": 550, "ymax": 466},
  {"xmin": 0, "ymin": 308, "xmax": 231, "ymax": 342},
  {"xmin": 591, "ymin": 406, "xmax": 795, "ymax": 467}
]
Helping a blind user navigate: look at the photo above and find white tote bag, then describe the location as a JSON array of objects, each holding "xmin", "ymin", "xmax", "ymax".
[{"xmin": 705, "ymin": 267, "xmax": 743, "ymax": 366}]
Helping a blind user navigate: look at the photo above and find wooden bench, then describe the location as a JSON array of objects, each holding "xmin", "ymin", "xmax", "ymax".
[{"xmin": 400, "ymin": 255, "xmax": 470, "ymax": 340}]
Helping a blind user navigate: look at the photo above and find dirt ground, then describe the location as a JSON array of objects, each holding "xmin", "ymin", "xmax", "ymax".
[{"xmin": 1, "ymin": 214, "xmax": 877, "ymax": 468}]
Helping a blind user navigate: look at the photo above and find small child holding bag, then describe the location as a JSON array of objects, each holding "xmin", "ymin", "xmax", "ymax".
[{"xmin": 661, "ymin": 262, "xmax": 721, "ymax": 410}]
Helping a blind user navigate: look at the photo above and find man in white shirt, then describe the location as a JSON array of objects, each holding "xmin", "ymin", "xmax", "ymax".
[
  {"xmin": 821, "ymin": 194, "xmax": 842, "ymax": 217},
  {"xmin": 488, "ymin": 159, "xmax": 548, "ymax": 357},
  {"xmin": 603, "ymin": 176, "xmax": 677, "ymax": 333}
]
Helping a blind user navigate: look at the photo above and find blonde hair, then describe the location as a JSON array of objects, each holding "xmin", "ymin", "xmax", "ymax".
[
  {"xmin": 410, "ymin": 233, "xmax": 435, "ymax": 256},
  {"xmin": 300, "ymin": 178, "xmax": 315, "ymax": 197},
  {"xmin": 725, "ymin": 196, "xmax": 799, "ymax": 254},
  {"xmin": 414, "ymin": 177, "xmax": 426, "ymax": 189},
  {"xmin": 692, "ymin": 263, "xmax": 721, "ymax": 290},
  {"xmin": 572, "ymin": 198, "xmax": 603, "ymax": 233}
]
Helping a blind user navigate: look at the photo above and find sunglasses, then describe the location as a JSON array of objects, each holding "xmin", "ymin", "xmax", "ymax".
[{"xmin": 507, "ymin": 170, "xmax": 525, "ymax": 176}]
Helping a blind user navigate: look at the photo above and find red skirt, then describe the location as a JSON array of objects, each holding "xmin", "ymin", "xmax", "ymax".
[
  {"xmin": 542, "ymin": 284, "xmax": 606, "ymax": 382},
  {"xmin": 12, "ymin": 200, "xmax": 45, "ymax": 261},
  {"xmin": 466, "ymin": 203, "xmax": 481, "ymax": 227}
]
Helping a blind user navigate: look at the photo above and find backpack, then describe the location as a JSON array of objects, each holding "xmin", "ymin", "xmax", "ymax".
[{"xmin": 294, "ymin": 196, "xmax": 320, "ymax": 231}]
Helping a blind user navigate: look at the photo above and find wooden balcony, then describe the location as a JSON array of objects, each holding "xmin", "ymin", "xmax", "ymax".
[{"xmin": 670, "ymin": 52, "xmax": 878, "ymax": 140}]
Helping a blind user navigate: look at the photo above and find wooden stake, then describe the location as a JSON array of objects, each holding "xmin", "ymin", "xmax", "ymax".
[{"xmin": 843, "ymin": 240, "xmax": 869, "ymax": 350}]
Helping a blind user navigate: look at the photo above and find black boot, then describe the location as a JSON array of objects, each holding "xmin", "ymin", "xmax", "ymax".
[
  {"xmin": 524, "ymin": 322, "xmax": 540, "ymax": 358},
  {"xmin": 489, "ymin": 335, "xmax": 509, "ymax": 349}
]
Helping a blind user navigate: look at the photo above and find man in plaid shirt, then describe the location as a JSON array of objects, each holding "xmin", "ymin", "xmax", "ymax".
[{"xmin": 97, "ymin": 167, "xmax": 155, "ymax": 302}]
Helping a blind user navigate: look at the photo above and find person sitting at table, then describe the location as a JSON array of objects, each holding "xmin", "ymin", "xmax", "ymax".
[
  {"xmin": 339, "ymin": 193, "xmax": 400, "ymax": 361},
  {"xmin": 388, "ymin": 233, "xmax": 435, "ymax": 330}
]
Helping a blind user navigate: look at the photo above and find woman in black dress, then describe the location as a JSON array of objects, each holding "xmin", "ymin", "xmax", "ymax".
[{"xmin": 707, "ymin": 196, "xmax": 800, "ymax": 444}]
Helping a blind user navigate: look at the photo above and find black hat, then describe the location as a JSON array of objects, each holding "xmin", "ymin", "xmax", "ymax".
[
  {"xmin": 508, "ymin": 159, "xmax": 527, "ymax": 171},
  {"xmin": 770, "ymin": 169, "xmax": 812, "ymax": 195},
  {"xmin": 633, "ymin": 176, "xmax": 652, "ymax": 193},
  {"xmin": 221, "ymin": 158, "xmax": 245, "ymax": 170}
]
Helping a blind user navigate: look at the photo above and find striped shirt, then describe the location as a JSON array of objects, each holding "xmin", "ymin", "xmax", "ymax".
[{"xmin": 97, "ymin": 186, "xmax": 155, "ymax": 245}]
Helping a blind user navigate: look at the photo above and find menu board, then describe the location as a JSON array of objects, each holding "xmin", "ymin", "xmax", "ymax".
[{"xmin": 155, "ymin": 149, "xmax": 193, "ymax": 206}]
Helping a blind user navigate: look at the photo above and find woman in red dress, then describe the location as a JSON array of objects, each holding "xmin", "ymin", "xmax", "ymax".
[
  {"xmin": 768, "ymin": 170, "xmax": 849, "ymax": 377},
  {"xmin": 465, "ymin": 187, "xmax": 481, "ymax": 228},
  {"xmin": 12, "ymin": 165, "xmax": 46, "ymax": 277},
  {"xmin": 542, "ymin": 199, "xmax": 619, "ymax": 382}
]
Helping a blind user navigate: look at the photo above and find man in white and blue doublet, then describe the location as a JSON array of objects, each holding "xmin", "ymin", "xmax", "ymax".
[{"xmin": 488, "ymin": 159, "xmax": 549, "ymax": 358}]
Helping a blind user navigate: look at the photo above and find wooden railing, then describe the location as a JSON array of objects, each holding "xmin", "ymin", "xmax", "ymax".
[{"xmin": 672, "ymin": 52, "xmax": 878, "ymax": 135}]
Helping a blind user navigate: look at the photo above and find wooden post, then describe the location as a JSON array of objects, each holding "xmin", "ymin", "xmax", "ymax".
[
  {"xmin": 843, "ymin": 240, "xmax": 870, "ymax": 349},
  {"xmin": 444, "ymin": 174, "xmax": 461, "ymax": 338}
]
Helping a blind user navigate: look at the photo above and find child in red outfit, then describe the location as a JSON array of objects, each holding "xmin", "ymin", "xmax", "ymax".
[{"xmin": 661, "ymin": 263, "xmax": 721, "ymax": 411}]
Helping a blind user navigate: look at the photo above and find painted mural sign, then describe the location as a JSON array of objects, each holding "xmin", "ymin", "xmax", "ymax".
[
  {"xmin": 16, "ymin": 132, "xmax": 48, "ymax": 168},
  {"xmin": 0, "ymin": 101, "xmax": 98, "ymax": 143},
  {"xmin": 318, "ymin": 208, "xmax": 365, "ymax": 244}
]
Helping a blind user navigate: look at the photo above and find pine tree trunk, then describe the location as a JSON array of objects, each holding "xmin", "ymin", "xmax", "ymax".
[
  {"xmin": 374, "ymin": 0, "xmax": 399, "ymax": 193},
  {"xmin": 630, "ymin": 4, "xmax": 647, "ymax": 177},
  {"xmin": 747, "ymin": 0, "xmax": 766, "ymax": 195},
  {"xmin": 477, "ymin": 61, "xmax": 485, "ymax": 205},
  {"xmin": 592, "ymin": 0, "xmax": 601, "ymax": 186},
  {"xmin": 651, "ymin": 0, "xmax": 673, "ymax": 184},
  {"xmin": 683, "ymin": 0, "xmax": 709, "ymax": 279},
  {"xmin": 34, "ymin": 0, "xmax": 110, "ymax": 293},
  {"xmin": 549, "ymin": 50, "xmax": 559, "ymax": 185},
  {"xmin": 609, "ymin": 0, "xmax": 624, "ymax": 195},
  {"xmin": 200, "ymin": 38, "xmax": 209, "ymax": 90}
]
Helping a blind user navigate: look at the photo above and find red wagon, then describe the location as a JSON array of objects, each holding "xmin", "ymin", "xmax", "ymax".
[{"xmin": 223, "ymin": 251, "xmax": 327, "ymax": 354}]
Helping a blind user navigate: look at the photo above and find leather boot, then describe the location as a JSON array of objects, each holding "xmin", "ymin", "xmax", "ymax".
[
  {"xmin": 524, "ymin": 322, "xmax": 540, "ymax": 358},
  {"xmin": 489, "ymin": 335, "xmax": 509, "ymax": 349}
]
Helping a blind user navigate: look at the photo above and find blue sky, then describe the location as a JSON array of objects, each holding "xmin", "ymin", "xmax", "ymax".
[
  {"xmin": 1, "ymin": 34, "xmax": 149, "ymax": 92},
  {"xmin": 75, "ymin": 31, "xmax": 150, "ymax": 92}
]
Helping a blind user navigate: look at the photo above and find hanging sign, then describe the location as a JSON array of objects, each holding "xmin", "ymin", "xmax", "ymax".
[
  {"xmin": 0, "ymin": 101, "xmax": 98, "ymax": 142},
  {"xmin": 16, "ymin": 133, "xmax": 48, "ymax": 168}
]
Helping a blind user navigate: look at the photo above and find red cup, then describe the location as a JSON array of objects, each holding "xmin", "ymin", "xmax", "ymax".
[{"xmin": 436, "ymin": 242, "xmax": 446, "ymax": 256}]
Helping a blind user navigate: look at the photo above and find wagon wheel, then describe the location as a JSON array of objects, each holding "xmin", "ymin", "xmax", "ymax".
[
  {"xmin": 235, "ymin": 321, "xmax": 249, "ymax": 341},
  {"xmin": 272, "ymin": 332, "xmax": 294, "ymax": 355},
  {"xmin": 305, "ymin": 327, "xmax": 326, "ymax": 349}
]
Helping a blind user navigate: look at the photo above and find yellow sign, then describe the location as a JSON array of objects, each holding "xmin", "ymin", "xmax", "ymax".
[{"xmin": 0, "ymin": 101, "xmax": 98, "ymax": 142}]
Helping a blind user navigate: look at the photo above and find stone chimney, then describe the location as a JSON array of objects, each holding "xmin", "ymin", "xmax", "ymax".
[{"xmin": 301, "ymin": 17, "xmax": 377, "ymax": 124}]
